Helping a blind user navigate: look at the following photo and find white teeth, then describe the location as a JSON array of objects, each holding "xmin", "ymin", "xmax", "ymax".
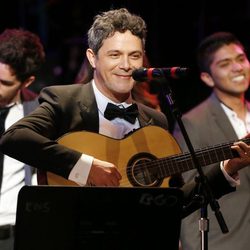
[{"xmin": 232, "ymin": 75, "xmax": 244, "ymax": 82}]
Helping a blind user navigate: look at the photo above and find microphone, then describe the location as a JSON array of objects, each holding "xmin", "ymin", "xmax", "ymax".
[{"xmin": 132, "ymin": 67, "xmax": 189, "ymax": 82}]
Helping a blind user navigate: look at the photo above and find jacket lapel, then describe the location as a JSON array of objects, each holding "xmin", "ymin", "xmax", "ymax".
[
  {"xmin": 208, "ymin": 93, "xmax": 238, "ymax": 141},
  {"xmin": 137, "ymin": 103, "xmax": 155, "ymax": 127},
  {"xmin": 77, "ymin": 83, "xmax": 99, "ymax": 133}
]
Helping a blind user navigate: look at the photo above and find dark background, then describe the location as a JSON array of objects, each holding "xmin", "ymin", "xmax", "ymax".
[{"xmin": 2, "ymin": 0, "xmax": 250, "ymax": 124}]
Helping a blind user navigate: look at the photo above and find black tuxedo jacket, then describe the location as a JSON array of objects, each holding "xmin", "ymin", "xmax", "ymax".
[{"xmin": 0, "ymin": 83, "xmax": 235, "ymax": 217}]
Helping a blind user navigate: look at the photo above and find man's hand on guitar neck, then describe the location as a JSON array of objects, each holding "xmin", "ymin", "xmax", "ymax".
[
  {"xmin": 223, "ymin": 141, "xmax": 250, "ymax": 178},
  {"xmin": 87, "ymin": 159, "xmax": 122, "ymax": 186}
]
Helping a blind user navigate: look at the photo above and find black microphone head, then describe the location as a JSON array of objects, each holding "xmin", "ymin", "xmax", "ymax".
[
  {"xmin": 132, "ymin": 68, "xmax": 148, "ymax": 82},
  {"xmin": 132, "ymin": 67, "xmax": 190, "ymax": 82}
]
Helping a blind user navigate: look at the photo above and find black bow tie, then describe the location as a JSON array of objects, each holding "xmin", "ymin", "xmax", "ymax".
[{"xmin": 104, "ymin": 103, "xmax": 139, "ymax": 124}]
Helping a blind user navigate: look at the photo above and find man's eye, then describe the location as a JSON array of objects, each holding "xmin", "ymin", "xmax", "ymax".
[
  {"xmin": 131, "ymin": 55, "xmax": 140, "ymax": 59},
  {"xmin": 110, "ymin": 54, "xmax": 119, "ymax": 58}
]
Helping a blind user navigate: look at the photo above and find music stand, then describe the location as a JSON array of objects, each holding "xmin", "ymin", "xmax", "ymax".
[{"xmin": 14, "ymin": 186, "xmax": 183, "ymax": 250}]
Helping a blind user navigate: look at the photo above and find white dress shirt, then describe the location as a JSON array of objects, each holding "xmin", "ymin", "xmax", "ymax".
[
  {"xmin": 0, "ymin": 103, "xmax": 37, "ymax": 226},
  {"xmin": 69, "ymin": 81, "xmax": 140, "ymax": 185}
]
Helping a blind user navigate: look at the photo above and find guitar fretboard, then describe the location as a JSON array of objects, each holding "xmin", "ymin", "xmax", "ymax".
[{"xmin": 152, "ymin": 138, "xmax": 250, "ymax": 178}]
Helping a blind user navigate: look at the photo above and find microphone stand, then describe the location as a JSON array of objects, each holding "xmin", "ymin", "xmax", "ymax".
[{"xmin": 157, "ymin": 77, "xmax": 228, "ymax": 250}]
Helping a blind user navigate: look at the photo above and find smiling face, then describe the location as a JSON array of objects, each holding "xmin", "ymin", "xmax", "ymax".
[
  {"xmin": 86, "ymin": 30, "xmax": 144, "ymax": 103},
  {"xmin": 201, "ymin": 43, "xmax": 250, "ymax": 99}
]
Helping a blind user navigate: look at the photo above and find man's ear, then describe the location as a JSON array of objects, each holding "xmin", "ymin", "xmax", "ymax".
[
  {"xmin": 86, "ymin": 49, "xmax": 96, "ymax": 69},
  {"xmin": 200, "ymin": 72, "xmax": 215, "ymax": 87},
  {"xmin": 22, "ymin": 76, "xmax": 35, "ymax": 89}
]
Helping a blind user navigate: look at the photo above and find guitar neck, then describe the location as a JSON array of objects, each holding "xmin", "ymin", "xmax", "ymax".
[{"xmin": 156, "ymin": 137, "xmax": 250, "ymax": 178}]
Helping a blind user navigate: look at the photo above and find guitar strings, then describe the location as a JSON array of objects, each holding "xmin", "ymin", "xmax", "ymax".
[{"xmin": 118, "ymin": 138, "xmax": 246, "ymax": 187}]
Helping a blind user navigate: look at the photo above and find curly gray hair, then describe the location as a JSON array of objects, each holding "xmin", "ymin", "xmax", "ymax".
[{"xmin": 87, "ymin": 8, "xmax": 147, "ymax": 54}]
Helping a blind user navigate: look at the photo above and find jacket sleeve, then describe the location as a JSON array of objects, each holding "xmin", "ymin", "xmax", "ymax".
[{"xmin": 0, "ymin": 86, "xmax": 82, "ymax": 179}]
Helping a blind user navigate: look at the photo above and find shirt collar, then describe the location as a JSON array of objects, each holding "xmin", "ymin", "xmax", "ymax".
[
  {"xmin": 220, "ymin": 101, "xmax": 250, "ymax": 120},
  {"xmin": 92, "ymin": 80, "xmax": 134, "ymax": 114}
]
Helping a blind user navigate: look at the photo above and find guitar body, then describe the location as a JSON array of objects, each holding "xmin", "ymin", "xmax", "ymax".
[{"xmin": 43, "ymin": 126, "xmax": 182, "ymax": 187}]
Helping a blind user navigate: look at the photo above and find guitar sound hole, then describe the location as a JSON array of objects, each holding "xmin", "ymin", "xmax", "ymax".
[{"xmin": 127, "ymin": 152, "xmax": 163, "ymax": 187}]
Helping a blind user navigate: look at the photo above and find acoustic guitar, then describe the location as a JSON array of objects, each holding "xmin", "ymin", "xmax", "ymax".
[{"xmin": 38, "ymin": 125, "xmax": 246, "ymax": 187}]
